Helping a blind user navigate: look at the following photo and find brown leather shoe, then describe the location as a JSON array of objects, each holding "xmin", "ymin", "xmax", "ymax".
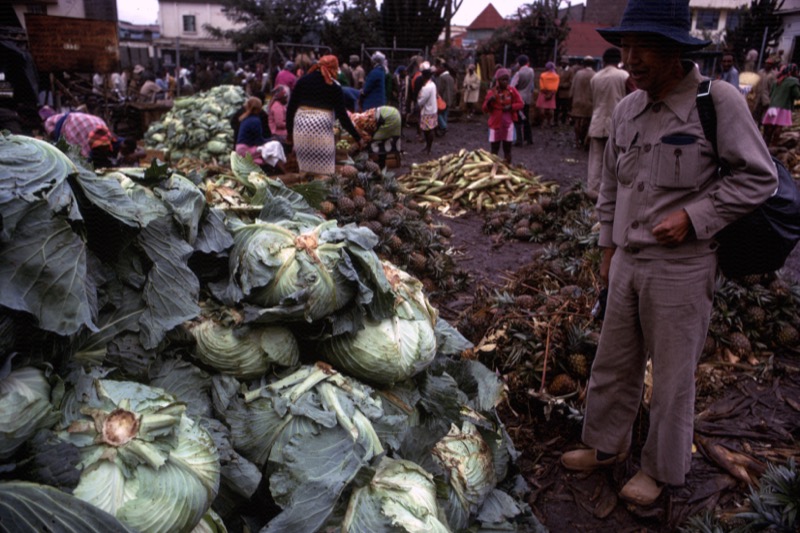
[
  {"xmin": 560, "ymin": 448, "xmax": 627, "ymax": 471},
  {"xmin": 619, "ymin": 471, "xmax": 664, "ymax": 506}
]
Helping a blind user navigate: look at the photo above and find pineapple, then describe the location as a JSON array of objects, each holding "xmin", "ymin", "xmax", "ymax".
[
  {"xmin": 566, "ymin": 353, "xmax": 591, "ymax": 379},
  {"xmin": 768, "ymin": 278, "xmax": 790, "ymax": 298},
  {"xmin": 745, "ymin": 306, "xmax": 767, "ymax": 327},
  {"xmin": 437, "ymin": 224, "xmax": 453, "ymax": 238},
  {"xmin": 549, "ymin": 374, "xmax": 577, "ymax": 396},
  {"xmin": 387, "ymin": 234, "xmax": 404, "ymax": 252},
  {"xmin": 514, "ymin": 226, "xmax": 532, "ymax": 239},
  {"xmin": 353, "ymin": 195, "xmax": 367, "ymax": 209},
  {"xmin": 340, "ymin": 165, "xmax": 358, "ymax": 180},
  {"xmin": 362, "ymin": 220, "xmax": 383, "ymax": 236},
  {"xmin": 514, "ymin": 294, "xmax": 536, "ymax": 309},
  {"xmin": 727, "ymin": 331, "xmax": 752, "ymax": 358},
  {"xmin": 319, "ymin": 200, "xmax": 335, "ymax": 216},
  {"xmin": 776, "ymin": 324, "xmax": 799, "ymax": 348},
  {"xmin": 409, "ymin": 252, "xmax": 427, "ymax": 272},
  {"xmin": 336, "ymin": 196, "xmax": 356, "ymax": 215},
  {"xmin": 361, "ymin": 202, "xmax": 379, "ymax": 220},
  {"xmin": 702, "ymin": 334, "xmax": 717, "ymax": 357},
  {"xmin": 378, "ymin": 209, "xmax": 402, "ymax": 227},
  {"xmin": 364, "ymin": 160, "xmax": 381, "ymax": 174}
]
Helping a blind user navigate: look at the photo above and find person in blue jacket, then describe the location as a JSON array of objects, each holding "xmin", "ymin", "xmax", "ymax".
[{"xmin": 360, "ymin": 52, "xmax": 387, "ymax": 111}]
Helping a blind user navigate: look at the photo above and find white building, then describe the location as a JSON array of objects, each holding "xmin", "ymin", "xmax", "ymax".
[
  {"xmin": 776, "ymin": 0, "xmax": 800, "ymax": 64},
  {"xmin": 154, "ymin": 0, "xmax": 240, "ymax": 64},
  {"xmin": 689, "ymin": 0, "xmax": 750, "ymax": 46}
]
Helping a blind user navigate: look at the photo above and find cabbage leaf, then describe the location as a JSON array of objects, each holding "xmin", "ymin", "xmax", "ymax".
[{"xmin": 0, "ymin": 481, "xmax": 139, "ymax": 532}]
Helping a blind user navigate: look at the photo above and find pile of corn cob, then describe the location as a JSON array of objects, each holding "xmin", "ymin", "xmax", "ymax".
[{"xmin": 399, "ymin": 149, "xmax": 558, "ymax": 211}]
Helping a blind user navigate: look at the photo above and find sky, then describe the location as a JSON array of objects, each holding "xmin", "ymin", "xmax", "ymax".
[{"xmin": 116, "ymin": 1, "xmax": 558, "ymax": 27}]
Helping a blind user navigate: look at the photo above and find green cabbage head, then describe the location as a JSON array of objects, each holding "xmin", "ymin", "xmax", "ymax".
[
  {"xmin": 0, "ymin": 367, "xmax": 60, "ymax": 459},
  {"xmin": 189, "ymin": 318, "xmax": 299, "ymax": 379},
  {"xmin": 342, "ymin": 456, "xmax": 450, "ymax": 533},
  {"xmin": 320, "ymin": 263, "xmax": 438, "ymax": 386},
  {"xmin": 432, "ymin": 421, "xmax": 497, "ymax": 521},
  {"xmin": 58, "ymin": 379, "xmax": 220, "ymax": 533}
]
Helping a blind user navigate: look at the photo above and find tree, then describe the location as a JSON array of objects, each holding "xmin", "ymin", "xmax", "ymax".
[
  {"xmin": 725, "ymin": 0, "xmax": 784, "ymax": 67},
  {"xmin": 478, "ymin": 1, "xmax": 570, "ymax": 67},
  {"xmin": 379, "ymin": 0, "xmax": 446, "ymax": 50},
  {"xmin": 322, "ymin": 0, "xmax": 384, "ymax": 58},
  {"xmin": 439, "ymin": 0, "xmax": 465, "ymax": 46},
  {"xmin": 206, "ymin": 0, "xmax": 334, "ymax": 49}
]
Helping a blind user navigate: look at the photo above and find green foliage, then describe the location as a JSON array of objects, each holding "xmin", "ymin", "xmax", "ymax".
[
  {"xmin": 207, "ymin": 0, "xmax": 334, "ymax": 48},
  {"xmin": 323, "ymin": 0, "xmax": 384, "ymax": 57},
  {"xmin": 380, "ymin": 0, "xmax": 446, "ymax": 50},
  {"xmin": 734, "ymin": 458, "xmax": 799, "ymax": 532},
  {"xmin": 724, "ymin": 0, "xmax": 784, "ymax": 66}
]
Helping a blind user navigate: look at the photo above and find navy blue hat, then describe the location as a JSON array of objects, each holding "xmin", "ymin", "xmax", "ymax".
[{"xmin": 597, "ymin": 0, "xmax": 711, "ymax": 50}]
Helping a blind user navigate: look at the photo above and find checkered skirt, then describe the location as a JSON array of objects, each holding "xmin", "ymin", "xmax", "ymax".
[{"xmin": 294, "ymin": 107, "xmax": 336, "ymax": 175}]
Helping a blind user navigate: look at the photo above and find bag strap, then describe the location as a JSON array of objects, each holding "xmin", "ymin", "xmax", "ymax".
[
  {"xmin": 696, "ymin": 79, "xmax": 717, "ymax": 154},
  {"xmin": 52, "ymin": 111, "xmax": 71, "ymax": 142}
]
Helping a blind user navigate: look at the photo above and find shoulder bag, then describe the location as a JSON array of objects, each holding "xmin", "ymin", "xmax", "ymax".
[{"xmin": 696, "ymin": 79, "xmax": 800, "ymax": 278}]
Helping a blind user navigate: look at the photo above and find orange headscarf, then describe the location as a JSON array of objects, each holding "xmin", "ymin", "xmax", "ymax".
[{"xmin": 309, "ymin": 55, "xmax": 339, "ymax": 85}]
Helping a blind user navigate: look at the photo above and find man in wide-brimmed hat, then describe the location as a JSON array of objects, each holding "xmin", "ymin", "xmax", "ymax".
[{"xmin": 560, "ymin": 0, "xmax": 777, "ymax": 507}]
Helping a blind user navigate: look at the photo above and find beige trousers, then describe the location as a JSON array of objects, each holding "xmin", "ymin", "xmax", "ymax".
[
  {"xmin": 587, "ymin": 137, "xmax": 607, "ymax": 197},
  {"xmin": 582, "ymin": 249, "xmax": 717, "ymax": 485}
]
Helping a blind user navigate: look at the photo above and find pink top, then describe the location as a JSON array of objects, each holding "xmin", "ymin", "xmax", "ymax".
[
  {"xmin": 268, "ymin": 100, "xmax": 288, "ymax": 137},
  {"xmin": 274, "ymin": 70, "xmax": 297, "ymax": 91}
]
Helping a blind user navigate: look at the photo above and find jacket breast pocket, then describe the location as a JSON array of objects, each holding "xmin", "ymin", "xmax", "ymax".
[
  {"xmin": 654, "ymin": 135, "xmax": 701, "ymax": 189},
  {"xmin": 615, "ymin": 146, "xmax": 639, "ymax": 187}
]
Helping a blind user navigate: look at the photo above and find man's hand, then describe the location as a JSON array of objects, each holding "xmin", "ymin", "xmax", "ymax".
[{"xmin": 652, "ymin": 209, "xmax": 692, "ymax": 246}]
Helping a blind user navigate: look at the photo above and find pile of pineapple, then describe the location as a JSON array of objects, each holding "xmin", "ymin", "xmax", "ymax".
[
  {"xmin": 482, "ymin": 185, "xmax": 596, "ymax": 243},
  {"xmin": 461, "ymin": 185, "xmax": 800, "ymax": 408},
  {"xmin": 318, "ymin": 156, "xmax": 469, "ymax": 295},
  {"xmin": 707, "ymin": 273, "xmax": 800, "ymax": 362}
]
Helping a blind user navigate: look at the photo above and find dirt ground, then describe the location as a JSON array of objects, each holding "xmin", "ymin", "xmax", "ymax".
[{"xmin": 393, "ymin": 116, "xmax": 800, "ymax": 532}]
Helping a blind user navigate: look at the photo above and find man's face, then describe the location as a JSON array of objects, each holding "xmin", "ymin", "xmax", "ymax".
[
  {"xmin": 722, "ymin": 55, "xmax": 733, "ymax": 71},
  {"xmin": 620, "ymin": 33, "xmax": 683, "ymax": 98}
]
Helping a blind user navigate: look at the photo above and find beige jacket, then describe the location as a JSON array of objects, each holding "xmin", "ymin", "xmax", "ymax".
[
  {"xmin": 588, "ymin": 65, "xmax": 629, "ymax": 138},
  {"xmin": 598, "ymin": 62, "xmax": 777, "ymax": 258}
]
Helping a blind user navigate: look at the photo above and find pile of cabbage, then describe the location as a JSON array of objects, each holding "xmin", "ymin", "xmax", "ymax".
[
  {"xmin": 0, "ymin": 135, "xmax": 545, "ymax": 532},
  {"xmin": 144, "ymin": 85, "xmax": 245, "ymax": 164}
]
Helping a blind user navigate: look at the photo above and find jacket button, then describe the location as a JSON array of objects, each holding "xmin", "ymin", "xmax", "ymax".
[
  {"xmin": 644, "ymin": 143, "xmax": 652, "ymax": 152},
  {"xmin": 674, "ymin": 148, "xmax": 682, "ymax": 156},
  {"xmin": 637, "ymin": 182, "xmax": 645, "ymax": 191},
  {"xmin": 631, "ymin": 221, "xmax": 639, "ymax": 229}
]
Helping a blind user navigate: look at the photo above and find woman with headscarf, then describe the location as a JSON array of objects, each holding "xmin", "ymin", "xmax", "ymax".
[
  {"xmin": 535, "ymin": 61, "xmax": 560, "ymax": 127},
  {"xmin": 235, "ymin": 97, "xmax": 271, "ymax": 163},
  {"xmin": 268, "ymin": 84, "xmax": 290, "ymax": 148},
  {"xmin": 462, "ymin": 64, "xmax": 481, "ymax": 119},
  {"xmin": 287, "ymin": 55, "xmax": 363, "ymax": 176},
  {"xmin": 762, "ymin": 63, "xmax": 800, "ymax": 146},
  {"xmin": 361, "ymin": 51, "xmax": 387, "ymax": 111},
  {"xmin": 417, "ymin": 65, "xmax": 438, "ymax": 155},
  {"xmin": 349, "ymin": 106, "xmax": 402, "ymax": 169},
  {"xmin": 482, "ymin": 68, "xmax": 524, "ymax": 164}
]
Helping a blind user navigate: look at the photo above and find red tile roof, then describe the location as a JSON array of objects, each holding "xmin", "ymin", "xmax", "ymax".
[
  {"xmin": 563, "ymin": 21, "xmax": 613, "ymax": 59},
  {"xmin": 467, "ymin": 4, "xmax": 510, "ymax": 30}
]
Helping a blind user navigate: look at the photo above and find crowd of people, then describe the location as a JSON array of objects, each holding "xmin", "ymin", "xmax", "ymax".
[{"xmin": 41, "ymin": 15, "xmax": 800, "ymax": 187}]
